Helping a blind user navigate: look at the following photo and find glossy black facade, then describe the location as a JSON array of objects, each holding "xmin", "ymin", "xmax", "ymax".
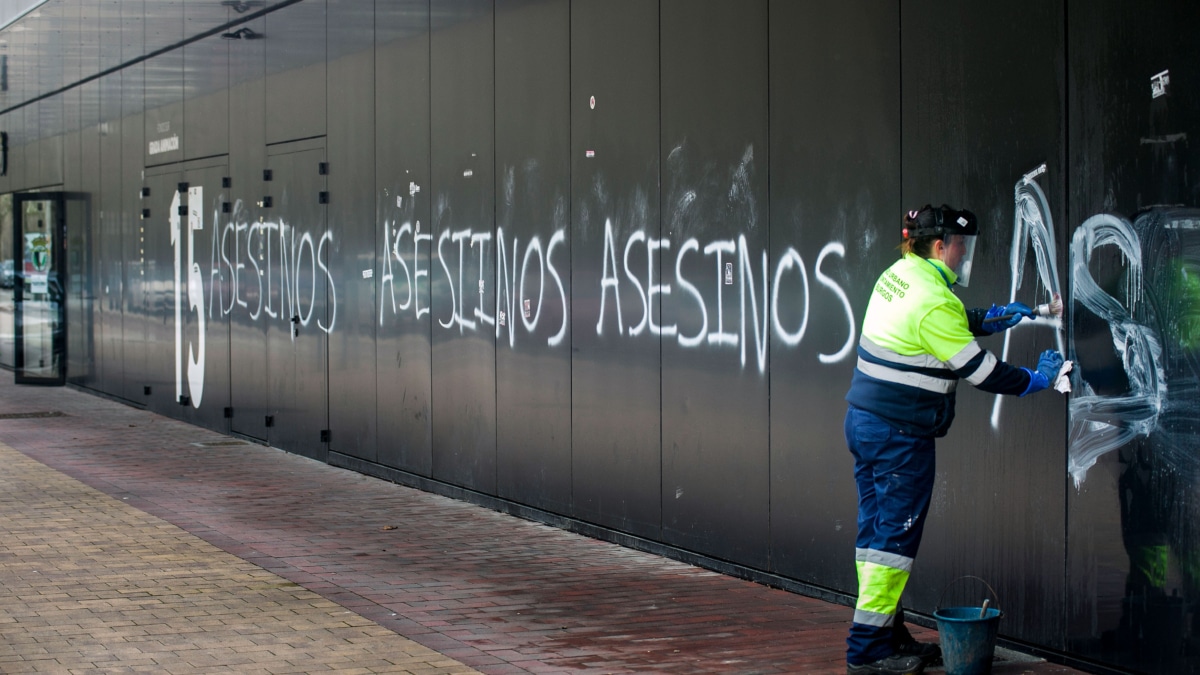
[{"xmin": 2, "ymin": 2, "xmax": 1196, "ymax": 672}]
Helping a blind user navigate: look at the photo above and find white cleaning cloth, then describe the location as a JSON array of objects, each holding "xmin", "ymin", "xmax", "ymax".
[{"xmin": 1054, "ymin": 360, "xmax": 1073, "ymax": 393}]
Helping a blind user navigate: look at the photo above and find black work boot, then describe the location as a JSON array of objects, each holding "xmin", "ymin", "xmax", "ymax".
[
  {"xmin": 891, "ymin": 615, "xmax": 941, "ymax": 666},
  {"xmin": 894, "ymin": 637, "xmax": 941, "ymax": 665},
  {"xmin": 846, "ymin": 653, "xmax": 925, "ymax": 675}
]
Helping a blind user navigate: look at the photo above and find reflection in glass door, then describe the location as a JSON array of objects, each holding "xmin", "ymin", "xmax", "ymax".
[{"xmin": 14, "ymin": 193, "xmax": 65, "ymax": 385}]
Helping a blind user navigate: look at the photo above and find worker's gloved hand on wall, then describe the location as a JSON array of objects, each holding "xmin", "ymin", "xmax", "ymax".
[
  {"xmin": 981, "ymin": 302, "xmax": 1034, "ymax": 333},
  {"xmin": 1020, "ymin": 349, "xmax": 1065, "ymax": 396}
]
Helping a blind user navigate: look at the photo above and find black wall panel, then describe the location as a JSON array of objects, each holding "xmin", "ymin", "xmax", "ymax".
[
  {"xmin": 266, "ymin": 139, "xmax": 329, "ymax": 460},
  {"xmin": 658, "ymin": 0, "xmax": 771, "ymax": 569},
  {"xmin": 79, "ymin": 81, "xmax": 103, "ymax": 389},
  {"xmin": 570, "ymin": 0, "xmax": 662, "ymax": 539},
  {"xmin": 144, "ymin": 0, "xmax": 179, "ymax": 55},
  {"xmin": 264, "ymin": 0, "xmax": 326, "ymax": 145},
  {"xmin": 142, "ymin": 159, "xmax": 232, "ymax": 428},
  {"xmin": 144, "ymin": 3, "xmax": 184, "ymax": 167},
  {"xmin": 37, "ymin": 97, "xmax": 65, "ymax": 189},
  {"xmin": 429, "ymin": 0, "xmax": 497, "ymax": 492},
  {"xmin": 494, "ymin": 0, "xmax": 572, "ymax": 513},
  {"xmin": 900, "ymin": 0, "xmax": 1067, "ymax": 647},
  {"xmin": 182, "ymin": 16, "xmax": 230, "ymax": 161},
  {"xmin": 189, "ymin": 160, "xmax": 233, "ymax": 433},
  {"xmin": 326, "ymin": 0, "xmax": 377, "ymax": 461},
  {"xmin": 766, "ymin": 0, "xmax": 900, "ymax": 591},
  {"xmin": 1067, "ymin": 3, "xmax": 1200, "ymax": 671},
  {"xmin": 97, "ymin": 71, "xmax": 126, "ymax": 400},
  {"xmin": 7, "ymin": 104, "xmax": 26, "ymax": 193},
  {"xmin": 23, "ymin": 103, "xmax": 40, "ymax": 189},
  {"xmin": 140, "ymin": 166, "xmax": 182, "ymax": 417},
  {"xmin": 227, "ymin": 14, "xmax": 269, "ymax": 441},
  {"xmin": 375, "ymin": 1, "xmax": 433, "ymax": 476},
  {"xmin": 64, "ymin": 84, "xmax": 95, "ymax": 387}
]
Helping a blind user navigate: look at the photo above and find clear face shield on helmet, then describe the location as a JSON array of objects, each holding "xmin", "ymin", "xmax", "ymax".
[{"xmin": 942, "ymin": 233, "xmax": 977, "ymax": 287}]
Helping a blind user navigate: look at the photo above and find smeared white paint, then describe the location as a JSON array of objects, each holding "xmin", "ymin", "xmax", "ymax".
[
  {"xmin": 990, "ymin": 169, "xmax": 1065, "ymax": 429},
  {"xmin": 1067, "ymin": 213, "xmax": 1165, "ymax": 486}
]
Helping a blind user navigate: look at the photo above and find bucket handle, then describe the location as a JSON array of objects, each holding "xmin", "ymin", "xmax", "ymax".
[{"xmin": 936, "ymin": 575, "xmax": 1002, "ymax": 616}]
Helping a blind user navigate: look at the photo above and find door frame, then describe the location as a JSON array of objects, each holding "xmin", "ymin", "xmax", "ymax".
[{"xmin": 13, "ymin": 191, "xmax": 67, "ymax": 385}]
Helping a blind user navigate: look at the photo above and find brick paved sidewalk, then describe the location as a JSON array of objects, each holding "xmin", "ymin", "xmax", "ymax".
[
  {"xmin": 0, "ymin": 379, "xmax": 1085, "ymax": 674},
  {"xmin": 0, "ymin": 439, "xmax": 477, "ymax": 674}
]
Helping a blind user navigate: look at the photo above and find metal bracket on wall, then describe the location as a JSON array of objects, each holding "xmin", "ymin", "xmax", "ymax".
[
  {"xmin": 178, "ymin": 395, "xmax": 190, "ymax": 406},
  {"xmin": 265, "ymin": 415, "xmax": 274, "ymax": 428},
  {"xmin": 260, "ymin": 196, "xmax": 272, "ymax": 208},
  {"xmin": 144, "ymin": 386, "xmax": 152, "ymax": 396},
  {"xmin": 141, "ymin": 209, "xmax": 150, "ymax": 220},
  {"xmin": 177, "ymin": 205, "xmax": 187, "ymax": 216},
  {"xmin": 224, "ymin": 407, "xmax": 233, "ymax": 419},
  {"xmin": 291, "ymin": 314, "xmax": 300, "ymax": 337},
  {"xmin": 222, "ymin": 177, "xmax": 231, "ymax": 188},
  {"xmin": 263, "ymin": 169, "xmax": 272, "ymax": 181},
  {"xmin": 320, "ymin": 429, "xmax": 331, "ymax": 443},
  {"xmin": 222, "ymin": 202, "xmax": 231, "ymax": 213},
  {"xmin": 177, "ymin": 182, "xmax": 188, "ymax": 193},
  {"xmin": 140, "ymin": 187, "xmax": 150, "ymax": 197},
  {"xmin": 318, "ymin": 191, "xmax": 328, "ymax": 204},
  {"xmin": 318, "ymin": 162, "xmax": 328, "ymax": 175}
]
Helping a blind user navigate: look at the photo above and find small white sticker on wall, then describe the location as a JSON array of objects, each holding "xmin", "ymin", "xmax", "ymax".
[
  {"xmin": 463, "ymin": 170, "xmax": 474, "ymax": 178},
  {"xmin": 725, "ymin": 262, "xmax": 733, "ymax": 285},
  {"xmin": 589, "ymin": 95, "xmax": 596, "ymax": 110},
  {"xmin": 585, "ymin": 150, "xmax": 595, "ymax": 158},
  {"xmin": 1152, "ymin": 69, "xmax": 1170, "ymax": 99},
  {"xmin": 362, "ymin": 269, "xmax": 374, "ymax": 279}
]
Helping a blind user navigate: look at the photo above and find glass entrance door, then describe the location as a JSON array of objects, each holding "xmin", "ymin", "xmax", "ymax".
[{"xmin": 14, "ymin": 193, "xmax": 65, "ymax": 385}]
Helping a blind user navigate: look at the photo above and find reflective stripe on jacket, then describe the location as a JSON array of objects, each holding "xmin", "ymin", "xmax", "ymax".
[{"xmin": 845, "ymin": 253, "xmax": 1030, "ymax": 437}]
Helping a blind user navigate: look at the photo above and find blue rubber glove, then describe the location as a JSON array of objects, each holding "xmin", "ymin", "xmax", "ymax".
[
  {"xmin": 1020, "ymin": 349, "xmax": 1065, "ymax": 396},
  {"xmin": 981, "ymin": 302, "xmax": 1035, "ymax": 333}
]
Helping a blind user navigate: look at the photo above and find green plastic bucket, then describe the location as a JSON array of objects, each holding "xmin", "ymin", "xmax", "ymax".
[{"xmin": 934, "ymin": 577, "xmax": 1002, "ymax": 675}]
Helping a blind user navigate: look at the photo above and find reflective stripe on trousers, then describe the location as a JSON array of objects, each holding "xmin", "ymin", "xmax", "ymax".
[{"xmin": 844, "ymin": 405, "xmax": 936, "ymax": 665}]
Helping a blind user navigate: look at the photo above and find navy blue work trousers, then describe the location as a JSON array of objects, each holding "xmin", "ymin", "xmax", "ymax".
[{"xmin": 844, "ymin": 405, "xmax": 937, "ymax": 665}]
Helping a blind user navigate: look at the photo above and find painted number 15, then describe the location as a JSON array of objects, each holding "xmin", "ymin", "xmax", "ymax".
[{"xmin": 171, "ymin": 187, "xmax": 206, "ymax": 408}]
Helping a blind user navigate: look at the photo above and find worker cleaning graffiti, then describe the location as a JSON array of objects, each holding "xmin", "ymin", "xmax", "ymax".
[{"xmin": 842, "ymin": 204, "xmax": 1067, "ymax": 675}]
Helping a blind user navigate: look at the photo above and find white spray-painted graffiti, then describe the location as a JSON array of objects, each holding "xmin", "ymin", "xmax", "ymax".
[
  {"xmin": 989, "ymin": 163, "xmax": 1186, "ymax": 486},
  {"xmin": 375, "ymin": 156, "xmax": 857, "ymax": 372},
  {"xmin": 170, "ymin": 190, "xmax": 338, "ymax": 410},
  {"xmin": 170, "ymin": 150, "xmax": 856, "ymax": 410},
  {"xmin": 595, "ymin": 220, "xmax": 855, "ymax": 372},
  {"xmin": 172, "ymin": 187, "xmax": 205, "ymax": 408},
  {"xmin": 207, "ymin": 199, "xmax": 336, "ymax": 334}
]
